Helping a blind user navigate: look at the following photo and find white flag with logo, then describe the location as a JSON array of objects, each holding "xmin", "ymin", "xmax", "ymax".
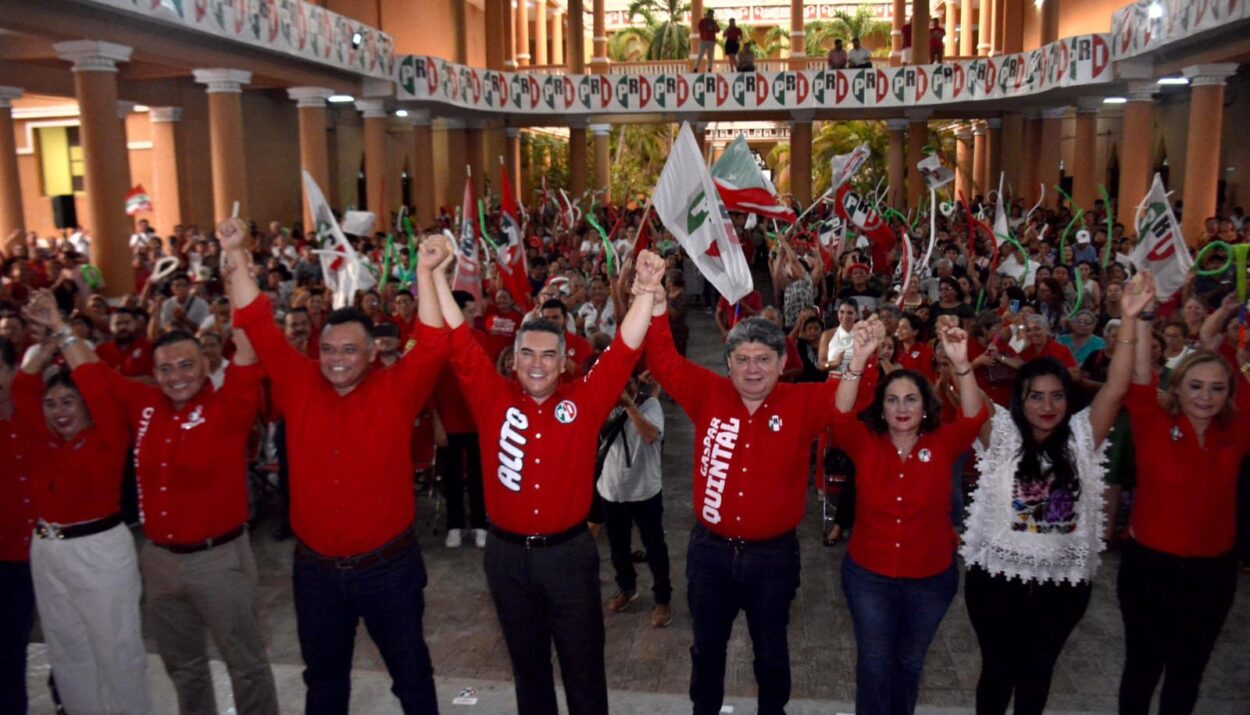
[
  {"xmin": 916, "ymin": 153, "xmax": 955, "ymax": 191},
  {"xmin": 830, "ymin": 142, "xmax": 871, "ymax": 189},
  {"xmin": 1130, "ymin": 173, "xmax": 1192, "ymax": 300},
  {"xmin": 303, "ymin": 171, "xmax": 376, "ymax": 309},
  {"xmin": 653, "ymin": 123, "xmax": 753, "ymax": 304}
]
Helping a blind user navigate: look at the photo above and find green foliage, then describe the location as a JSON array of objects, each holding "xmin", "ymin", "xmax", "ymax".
[
  {"xmin": 625, "ymin": 0, "xmax": 692, "ymax": 60},
  {"xmin": 607, "ymin": 124, "xmax": 677, "ymax": 204},
  {"xmin": 829, "ymin": 7, "xmax": 892, "ymax": 48},
  {"xmin": 524, "ymin": 133, "xmax": 569, "ymax": 192}
]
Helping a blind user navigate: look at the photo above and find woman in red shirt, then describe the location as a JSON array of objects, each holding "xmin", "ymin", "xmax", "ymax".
[
  {"xmin": 1118, "ymin": 309, "xmax": 1250, "ymax": 715},
  {"xmin": 832, "ymin": 316, "xmax": 987, "ymax": 715},
  {"xmin": 14, "ymin": 291, "xmax": 149, "ymax": 715},
  {"xmin": 894, "ymin": 313, "xmax": 934, "ymax": 381}
]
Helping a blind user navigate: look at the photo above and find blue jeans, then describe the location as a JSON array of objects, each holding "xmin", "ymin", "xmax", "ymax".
[
  {"xmin": 293, "ymin": 538, "xmax": 439, "ymax": 715},
  {"xmin": 687, "ymin": 524, "xmax": 801, "ymax": 715},
  {"xmin": 841, "ymin": 554, "xmax": 958, "ymax": 715},
  {"xmin": 0, "ymin": 561, "xmax": 34, "ymax": 715}
]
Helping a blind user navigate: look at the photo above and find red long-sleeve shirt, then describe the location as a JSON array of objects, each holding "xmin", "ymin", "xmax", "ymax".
[
  {"xmin": 1124, "ymin": 382, "xmax": 1250, "ymax": 557},
  {"xmin": 832, "ymin": 401, "xmax": 988, "ymax": 578},
  {"xmin": 233, "ymin": 293, "xmax": 450, "ymax": 556},
  {"xmin": 13, "ymin": 369, "xmax": 129, "ymax": 527},
  {"xmin": 0, "ymin": 411, "xmax": 37, "ymax": 561},
  {"xmin": 83, "ymin": 361, "xmax": 262, "ymax": 545},
  {"xmin": 645, "ymin": 315, "xmax": 864, "ymax": 540},
  {"xmin": 449, "ymin": 322, "xmax": 640, "ymax": 535}
]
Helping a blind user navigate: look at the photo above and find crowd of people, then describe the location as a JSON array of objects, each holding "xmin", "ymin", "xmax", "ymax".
[{"xmin": 0, "ymin": 178, "xmax": 1248, "ymax": 715}]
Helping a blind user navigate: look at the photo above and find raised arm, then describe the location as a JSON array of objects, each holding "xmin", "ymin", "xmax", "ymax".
[
  {"xmin": 1199, "ymin": 292, "xmax": 1238, "ymax": 351},
  {"xmin": 1131, "ymin": 281, "xmax": 1157, "ymax": 386},
  {"xmin": 1089, "ymin": 270, "xmax": 1155, "ymax": 445},
  {"xmin": 936, "ymin": 321, "xmax": 982, "ymax": 419},
  {"xmin": 616, "ymin": 250, "xmax": 663, "ymax": 350},
  {"xmin": 429, "ymin": 235, "xmax": 465, "ymax": 330},
  {"xmin": 217, "ymin": 218, "xmax": 261, "ymax": 310},
  {"xmin": 22, "ymin": 289, "xmax": 97, "ymax": 370},
  {"xmin": 414, "ymin": 235, "xmax": 444, "ymax": 329},
  {"xmin": 835, "ymin": 318, "xmax": 882, "ymax": 414}
]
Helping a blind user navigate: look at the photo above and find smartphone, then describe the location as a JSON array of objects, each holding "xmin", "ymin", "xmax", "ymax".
[{"xmin": 1010, "ymin": 299, "xmax": 1020, "ymax": 314}]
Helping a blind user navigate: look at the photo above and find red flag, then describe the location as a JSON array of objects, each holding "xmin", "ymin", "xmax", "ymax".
[
  {"xmin": 498, "ymin": 162, "xmax": 531, "ymax": 311},
  {"xmin": 452, "ymin": 169, "xmax": 482, "ymax": 301}
]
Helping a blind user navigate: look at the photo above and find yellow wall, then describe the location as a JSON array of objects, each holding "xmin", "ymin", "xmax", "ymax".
[{"xmin": 1057, "ymin": 0, "xmax": 1123, "ymax": 37}]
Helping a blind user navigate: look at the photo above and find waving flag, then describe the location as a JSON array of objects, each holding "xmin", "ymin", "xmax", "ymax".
[
  {"xmin": 834, "ymin": 183, "xmax": 896, "ymax": 274},
  {"xmin": 916, "ymin": 153, "xmax": 956, "ymax": 191},
  {"xmin": 497, "ymin": 161, "xmax": 531, "ymax": 311},
  {"xmin": 302, "ymin": 171, "xmax": 376, "ymax": 309},
  {"xmin": 654, "ymin": 123, "xmax": 753, "ymax": 304},
  {"xmin": 124, "ymin": 185, "xmax": 153, "ymax": 216},
  {"xmin": 711, "ymin": 136, "xmax": 796, "ymax": 223},
  {"xmin": 453, "ymin": 166, "xmax": 482, "ymax": 301},
  {"xmin": 1130, "ymin": 173, "xmax": 1192, "ymax": 300},
  {"xmin": 830, "ymin": 143, "xmax": 872, "ymax": 189}
]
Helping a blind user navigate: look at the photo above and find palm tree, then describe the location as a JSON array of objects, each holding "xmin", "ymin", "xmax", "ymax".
[
  {"xmin": 830, "ymin": 7, "xmax": 892, "ymax": 53},
  {"xmin": 607, "ymin": 26, "xmax": 653, "ymax": 62},
  {"xmin": 625, "ymin": 0, "xmax": 692, "ymax": 60},
  {"xmin": 760, "ymin": 26, "xmax": 789, "ymax": 57},
  {"xmin": 803, "ymin": 20, "xmax": 844, "ymax": 56}
]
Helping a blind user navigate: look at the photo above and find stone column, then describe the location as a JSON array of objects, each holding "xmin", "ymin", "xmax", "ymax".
[
  {"xmin": 569, "ymin": 125, "xmax": 588, "ymax": 197},
  {"xmin": 192, "ymin": 68, "xmax": 252, "ymax": 222},
  {"xmin": 689, "ymin": 0, "xmax": 703, "ymax": 64},
  {"xmin": 906, "ymin": 110, "xmax": 931, "ymax": 209},
  {"xmin": 972, "ymin": 121, "xmax": 988, "ymax": 197},
  {"xmin": 1071, "ymin": 98, "xmax": 1099, "ymax": 211},
  {"xmin": 980, "ymin": 0, "xmax": 994, "ymax": 55},
  {"xmin": 790, "ymin": 114, "xmax": 813, "ymax": 206},
  {"xmin": 955, "ymin": 124, "xmax": 974, "ymax": 200},
  {"xmin": 486, "ymin": 0, "xmax": 506, "ymax": 70},
  {"xmin": 516, "ymin": 0, "xmax": 531, "ymax": 66},
  {"xmin": 592, "ymin": 0, "xmax": 608, "ymax": 73},
  {"xmin": 591, "ymin": 123, "xmax": 611, "ymax": 197},
  {"xmin": 411, "ymin": 111, "xmax": 436, "ymax": 228},
  {"xmin": 0, "ymin": 87, "xmax": 25, "ymax": 238},
  {"xmin": 502, "ymin": 0, "xmax": 515, "ymax": 68},
  {"xmin": 506, "ymin": 127, "xmax": 522, "ymax": 201},
  {"xmin": 567, "ymin": 0, "xmax": 585, "ymax": 73},
  {"xmin": 887, "ymin": 119, "xmax": 907, "ymax": 208},
  {"xmin": 288, "ymin": 87, "xmax": 333, "ymax": 230},
  {"xmin": 789, "ymin": 0, "xmax": 806, "ymax": 70},
  {"xmin": 148, "ymin": 107, "xmax": 187, "ymax": 234},
  {"xmin": 960, "ymin": 0, "xmax": 974, "ymax": 56},
  {"xmin": 1117, "ymin": 82, "xmax": 1155, "ymax": 230},
  {"xmin": 1019, "ymin": 113, "xmax": 1041, "ymax": 204},
  {"xmin": 1181, "ymin": 64, "xmax": 1238, "ymax": 245},
  {"xmin": 356, "ymin": 99, "xmax": 389, "ymax": 232},
  {"xmin": 693, "ymin": 122, "xmax": 707, "ymax": 160},
  {"xmin": 999, "ymin": 113, "xmax": 1023, "ymax": 194},
  {"xmin": 1000, "ymin": 0, "xmax": 1023, "ymax": 53},
  {"xmin": 551, "ymin": 9, "xmax": 565, "ymax": 65},
  {"xmin": 54, "ymin": 41, "xmax": 133, "ymax": 295},
  {"xmin": 986, "ymin": 117, "xmax": 1002, "ymax": 192},
  {"xmin": 911, "ymin": 0, "xmax": 931, "ymax": 64},
  {"xmin": 1040, "ymin": 0, "xmax": 1059, "ymax": 45},
  {"xmin": 1038, "ymin": 106, "xmax": 1066, "ymax": 207},
  {"xmin": 945, "ymin": 2, "xmax": 958, "ymax": 58},
  {"xmin": 891, "ymin": 0, "xmax": 905, "ymax": 65},
  {"xmin": 534, "ymin": 0, "xmax": 548, "ymax": 65}
]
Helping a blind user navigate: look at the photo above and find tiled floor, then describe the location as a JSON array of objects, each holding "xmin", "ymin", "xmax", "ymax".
[{"xmin": 26, "ymin": 305, "xmax": 1250, "ymax": 714}]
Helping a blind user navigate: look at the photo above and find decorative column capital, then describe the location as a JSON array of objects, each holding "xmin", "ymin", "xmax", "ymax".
[
  {"xmin": 1182, "ymin": 63, "xmax": 1238, "ymax": 87},
  {"xmin": 1075, "ymin": 96, "xmax": 1103, "ymax": 114},
  {"xmin": 288, "ymin": 86, "xmax": 336, "ymax": 108},
  {"xmin": 117, "ymin": 101, "xmax": 137, "ymax": 120},
  {"xmin": 408, "ymin": 109, "xmax": 432, "ymax": 126},
  {"xmin": 149, "ymin": 106, "xmax": 182, "ymax": 123},
  {"xmin": 972, "ymin": 122, "xmax": 987, "ymax": 136},
  {"xmin": 986, "ymin": 117, "xmax": 1002, "ymax": 129},
  {"xmin": 355, "ymin": 99, "xmax": 388, "ymax": 119},
  {"xmin": 54, "ymin": 40, "xmax": 132, "ymax": 73},
  {"xmin": 506, "ymin": 127, "xmax": 521, "ymax": 138},
  {"xmin": 193, "ymin": 68, "xmax": 252, "ymax": 93},
  {"xmin": 0, "ymin": 86, "xmax": 23, "ymax": 109},
  {"xmin": 589, "ymin": 123, "xmax": 611, "ymax": 136},
  {"xmin": 790, "ymin": 110, "xmax": 815, "ymax": 124},
  {"xmin": 905, "ymin": 109, "xmax": 932, "ymax": 123},
  {"xmin": 886, "ymin": 118, "xmax": 910, "ymax": 132},
  {"xmin": 1125, "ymin": 80, "xmax": 1157, "ymax": 103},
  {"xmin": 1041, "ymin": 106, "xmax": 1070, "ymax": 120},
  {"xmin": 955, "ymin": 124, "xmax": 974, "ymax": 140}
]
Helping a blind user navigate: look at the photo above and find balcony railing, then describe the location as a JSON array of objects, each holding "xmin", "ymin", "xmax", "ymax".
[{"xmin": 516, "ymin": 54, "xmax": 985, "ymax": 76}]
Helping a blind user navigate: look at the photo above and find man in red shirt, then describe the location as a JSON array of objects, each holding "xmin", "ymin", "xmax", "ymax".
[
  {"xmin": 431, "ymin": 236, "xmax": 663, "ymax": 715},
  {"xmin": 484, "ymin": 288, "xmax": 526, "ymax": 360},
  {"xmin": 694, "ymin": 9, "xmax": 720, "ymax": 72},
  {"xmin": 642, "ymin": 289, "xmax": 869, "ymax": 715},
  {"xmin": 539, "ymin": 298, "xmax": 594, "ymax": 377},
  {"xmin": 223, "ymin": 219, "xmax": 450, "ymax": 714},
  {"xmin": 36, "ymin": 294, "xmax": 280, "ymax": 715},
  {"xmin": 929, "ymin": 18, "xmax": 946, "ymax": 62},
  {"xmin": 1016, "ymin": 314, "xmax": 1078, "ymax": 377},
  {"xmin": 0, "ymin": 337, "xmax": 36, "ymax": 714},
  {"xmin": 96, "ymin": 307, "xmax": 154, "ymax": 378}
]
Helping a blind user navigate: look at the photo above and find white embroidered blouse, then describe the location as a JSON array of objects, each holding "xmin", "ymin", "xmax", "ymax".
[{"xmin": 961, "ymin": 406, "xmax": 1109, "ymax": 585}]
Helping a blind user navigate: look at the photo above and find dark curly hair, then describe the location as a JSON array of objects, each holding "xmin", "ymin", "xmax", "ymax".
[
  {"xmin": 858, "ymin": 369, "xmax": 943, "ymax": 435},
  {"xmin": 1009, "ymin": 357, "xmax": 1079, "ymax": 496}
]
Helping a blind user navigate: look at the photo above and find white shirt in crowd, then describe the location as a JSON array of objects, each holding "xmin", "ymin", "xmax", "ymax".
[
  {"xmin": 159, "ymin": 295, "xmax": 210, "ymax": 331},
  {"xmin": 577, "ymin": 300, "xmax": 617, "ymax": 339},
  {"xmin": 597, "ymin": 395, "xmax": 665, "ymax": 503},
  {"xmin": 847, "ymin": 47, "xmax": 872, "ymax": 66}
]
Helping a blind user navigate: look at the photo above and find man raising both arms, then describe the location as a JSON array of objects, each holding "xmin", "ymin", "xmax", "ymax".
[
  {"xmin": 220, "ymin": 219, "xmax": 450, "ymax": 715},
  {"xmin": 431, "ymin": 235, "xmax": 666, "ymax": 715}
]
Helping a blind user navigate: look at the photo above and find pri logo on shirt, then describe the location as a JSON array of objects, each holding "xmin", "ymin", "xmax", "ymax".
[
  {"xmin": 768, "ymin": 415, "xmax": 782, "ymax": 432},
  {"xmin": 918, "ymin": 448, "xmax": 932, "ymax": 463},
  {"xmin": 181, "ymin": 405, "xmax": 206, "ymax": 431},
  {"xmin": 554, "ymin": 400, "xmax": 578, "ymax": 424}
]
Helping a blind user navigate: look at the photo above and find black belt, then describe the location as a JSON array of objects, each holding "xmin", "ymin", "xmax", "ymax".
[
  {"xmin": 699, "ymin": 524, "xmax": 796, "ymax": 549},
  {"xmin": 296, "ymin": 525, "xmax": 418, "ymax": 571},
  {"xmin": 489, "ymin": 524, "xmax": 586, "ymax": 548},
  {"xmin": 35, "ymin": 514, "xmax": 123, "ymax": 541},
  {"xmin": 154, "ymin": 525, "xmax": 246, "ymax": 554}
]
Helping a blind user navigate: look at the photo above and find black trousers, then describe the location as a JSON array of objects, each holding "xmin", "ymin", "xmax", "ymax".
[
  {"xmin": 965, "ymin": 566, "xmax": 1091, "ymax": 715},
  {"xmin": 0, "ymin": 561, "xmax": 34, "ymax": 715},
  {"xmin": 686, "ymin": 524, "xmax": 800, "ymax": 715},
  {"xmin": 603, "ymin": 493, "xmax": 672, "ymax": 604},
  {"xmin": 1117, "ymin": 540, "xmax": 1237, "ymax": 715},
  {"xmin": 438, "ymin": 432, "xmax": 486, "ymax": 530},
  {"xmin": 484, "ymin": 530, "xmax": 607, "ymax": 715}
]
